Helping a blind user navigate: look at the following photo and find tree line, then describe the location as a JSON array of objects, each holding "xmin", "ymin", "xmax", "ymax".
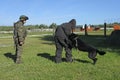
[{"xmin": 0, "ymin": 22, "xmax": 120, "ymax": 31}]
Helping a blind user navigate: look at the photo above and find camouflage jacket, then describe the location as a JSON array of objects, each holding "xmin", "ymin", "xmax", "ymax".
[{"xmin": 13, "ymin": 21, "xmax": 27, "ymax": 42}]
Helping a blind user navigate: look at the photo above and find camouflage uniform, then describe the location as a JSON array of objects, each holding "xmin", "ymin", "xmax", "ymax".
[
  {"xmin": 54, "ymin": 19, "xmax": 76, "ymax": 63},
  {"xmin": 13, "ymin": 15, "xmax": 28, "ymax": 64}
]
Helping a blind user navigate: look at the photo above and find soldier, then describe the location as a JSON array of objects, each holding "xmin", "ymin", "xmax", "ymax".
[
  {"xmin": 13, "ymin": 15, "xmax": 29, "ymax": 64},
  {"xmin": 54, "ymin": 19, "xmax": 76, "ymax": 63}
]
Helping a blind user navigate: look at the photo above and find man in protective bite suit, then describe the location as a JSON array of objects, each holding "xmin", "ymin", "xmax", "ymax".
[{"xmin": 54, "ymin": 19, "xmax": 76, "ymax": 63}]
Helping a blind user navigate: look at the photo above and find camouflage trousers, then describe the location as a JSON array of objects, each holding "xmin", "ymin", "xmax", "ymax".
[{"xmin": 15, "ymin": 43, "xmax": 23, "ymax": 64}]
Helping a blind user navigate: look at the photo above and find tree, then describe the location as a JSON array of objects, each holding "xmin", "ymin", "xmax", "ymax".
[
  {"xmin": 49, "ymin": 23, "xmax": 57, "ymax": 28},
  {"xmin": 39, "ymin": 24, "xmax": 48, "ymax": 28}
]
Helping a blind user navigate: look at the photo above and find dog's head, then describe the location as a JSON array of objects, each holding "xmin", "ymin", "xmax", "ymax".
[
  {"xmin": 69, "ymin": 33, "xmax": 78, "ymax": 40},
  {"xmin": 69, "ymin": 33, "xmax": 79, "ymax": 48}
]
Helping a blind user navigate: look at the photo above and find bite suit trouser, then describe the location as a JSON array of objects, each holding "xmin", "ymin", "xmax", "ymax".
[{"xmin": 54, "ymin": 37, "xmax": 72, "ymax": 63}]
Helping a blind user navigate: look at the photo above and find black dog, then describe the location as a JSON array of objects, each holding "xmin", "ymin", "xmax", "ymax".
[{"xmin": 69, "ymin": 33, "xmax": 106, "ymax": 64}]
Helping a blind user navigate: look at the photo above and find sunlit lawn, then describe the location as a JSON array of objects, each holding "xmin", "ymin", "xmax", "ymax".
[{"xmin": 0, "ymin": 31, "xmax": 120, "ymax": 80}]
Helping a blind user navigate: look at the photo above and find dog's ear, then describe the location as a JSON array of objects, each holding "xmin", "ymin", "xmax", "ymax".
[
  {"xmin": 73, "ymin": 33, "xmax": 79, "ymax": 39},
  {"xmin": 69, "ymin": 33, "xmax": 79, "ymax": 40},
  {"xmin": 71, "ymin": 33, "xmax": 76, "ymax": 36}
]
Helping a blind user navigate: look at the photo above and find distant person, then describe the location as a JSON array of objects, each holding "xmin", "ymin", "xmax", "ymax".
[
  {"xmin": 54, "ymin": 19, "xmax": 76, "ymax": 63},
  {"xmin": 13, "ymin": 15, "xmax": 29, "ymax": 64}
]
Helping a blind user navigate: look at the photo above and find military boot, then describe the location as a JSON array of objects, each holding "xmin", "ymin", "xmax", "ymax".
[{"xmin": 15, "ymin": 57, "xmax": 22, "ymax": 64}]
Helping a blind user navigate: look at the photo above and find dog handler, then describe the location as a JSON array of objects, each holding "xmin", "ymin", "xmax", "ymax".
[{"xmin": 13, "ymin": 15, "xmax": 29, "ymax": 64}]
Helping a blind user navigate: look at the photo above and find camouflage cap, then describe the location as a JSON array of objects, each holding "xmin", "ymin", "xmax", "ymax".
[{"xmin": 19, "ymin": 15, "xmax": 29, "ymax": 20}]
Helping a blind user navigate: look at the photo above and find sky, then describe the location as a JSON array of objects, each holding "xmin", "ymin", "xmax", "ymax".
[{"xmin": 0, "ymin": 0, "xmax": 120, "ymax": 26}]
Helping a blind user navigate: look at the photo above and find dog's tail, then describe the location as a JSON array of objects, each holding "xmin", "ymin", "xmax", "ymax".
[{"xmin": 96, "ymin": 50, "xmax": 106, "ymax": 55}]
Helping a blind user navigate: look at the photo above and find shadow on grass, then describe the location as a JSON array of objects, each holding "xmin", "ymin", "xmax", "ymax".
[
  {"xmin": 74, "ymin": 59, "xmax": 91, "ymax": 64},
  {"xmin": 37, "ymin": 53, "xmax": 66, "ymax": 62},
  {"xmin": 41, "ymin": 35, "xmax": 54, "ymax": 42},
  {"xmin": 40, "ymin": 35, "xmax": 55, "ymax": 45},
  {"xmin": 41, "ymin": 42, "xmax": 54, "ymax": 45},
  {"xmin": 75, "ymin": 35, "xmax": 120, "ymax": 55},
  {"xmin": 4, "ymin": 52, "xmax": 16, "ymax": 63},
  {"xmin": 40, "ymin": 35, "xmax": 120, "ymax": 55},
  {"xmin": 37, "ymin": 53, "xmax": 55, "ymax": 62},
  {"xmin": 37, "ymin": 53, "xmax": 92, "ymax": 64}
]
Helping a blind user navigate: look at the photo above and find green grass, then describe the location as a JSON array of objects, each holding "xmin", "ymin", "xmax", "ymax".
[{"xmin": 0, "ymin": 31, "xmax": 120, "ymax": 80}]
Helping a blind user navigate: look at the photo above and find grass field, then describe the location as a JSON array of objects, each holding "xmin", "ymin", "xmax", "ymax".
[{"xmin": 0, "ymin": 31, "xmax": 120, "ymax": 80}]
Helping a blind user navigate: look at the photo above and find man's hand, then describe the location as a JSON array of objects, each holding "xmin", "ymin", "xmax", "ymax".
[{"xmin": 19, "ymin": 41, "xmax": 24, "ymax": 46}]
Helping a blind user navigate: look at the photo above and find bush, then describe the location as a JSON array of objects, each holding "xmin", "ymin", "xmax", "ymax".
[{"xmin": 107, "ymin": 30, "xmax": 120, "ymax": 46}]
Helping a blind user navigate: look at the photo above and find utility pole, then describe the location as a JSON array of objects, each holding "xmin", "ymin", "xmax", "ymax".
[
  {"xmin": 85, "ymin": 24, "xmax": 88, "ymax": 36},
  {"xmin": 104, "ymin": 22, "xmax": 107, "ymax": 37}
]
